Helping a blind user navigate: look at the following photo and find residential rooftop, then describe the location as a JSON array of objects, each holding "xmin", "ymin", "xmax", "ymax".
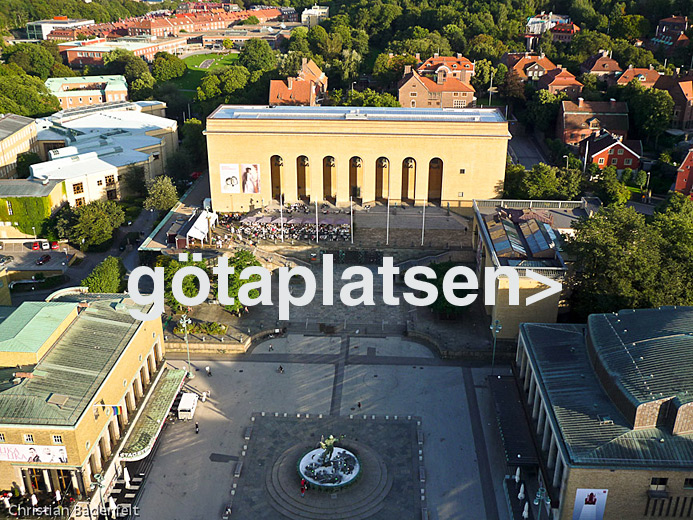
[
  {"xmin": 208, "ymin": 105, "xmax": 507, "ymax": 123},
  {"xmin": 45, "ymin": 75, "xmax": 128, "ymax": 96},
  {"xmin": 0, "ymin": 296, "xmax": 152, "ymax": 426},
  {"xmin": 0, "ymin": 302, "xmax": 76, "ymax": 355},
  {"xmin": 520, "ymin": 307, "xmax": 693, "ymax": 468}
]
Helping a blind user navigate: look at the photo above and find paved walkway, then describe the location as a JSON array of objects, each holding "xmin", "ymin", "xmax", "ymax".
[{"xmin": 137, "ymin": 335, "xmax": 511, "ymax": 520}]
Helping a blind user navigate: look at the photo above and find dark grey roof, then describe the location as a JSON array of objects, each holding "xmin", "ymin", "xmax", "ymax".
[
  {"xmin": 521, "ymin": 315, "xmax": 693, "ymax": 468},
  {"xmin": 588, "ymin": 307, "xmax": 693, "ymax": 406},
  {"xmin": 0, "ymin": 114, "xmax": 34, "ymax": 141},
  {"xmin": 0, "ymin": 179, "xmax": 61, "ymax": 198}
]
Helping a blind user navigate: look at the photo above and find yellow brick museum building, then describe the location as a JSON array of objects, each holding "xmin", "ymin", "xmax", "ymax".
[{"xmin": 205, "ymin": 105, "xmax": 510, "ymax": 213}]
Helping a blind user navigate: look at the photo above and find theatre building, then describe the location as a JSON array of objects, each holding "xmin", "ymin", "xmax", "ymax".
[
  {"xmin": 0, "ymin": 290, "xmax": 184, "ymax": 514},
  {"xmin": 205, "ymin": 105, "xmax": 510, "ymax": 214},
  {"xmin": 509, "ymin": 306, "xmax": 693, "ymax": 519}
]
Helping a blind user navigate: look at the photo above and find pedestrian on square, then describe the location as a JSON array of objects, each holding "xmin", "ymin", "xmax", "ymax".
[
  {"xmin": 206, "ymin": 366, "xmax": 212, "ymax": 377},
  {"xmin": 357, "ymin": 402, "xmax": 361, "ymax": 409},
  {"xmin": 278, "ymin": 365, "xmax": 284, "ymax": 374},
  {"xmin": 195, "ymin": 422, "xmax": 199, "ymax": 434},
  {"xmin": 269, "ymin": 344, "xmax": 273, "ymax": 351},
  {"xmin": 201, "ymin": 391, "xmax": 207, "ymax": 403},
  {"xmin": 300, "ymin": 485, "xmax": 306, "ymax": 497}
]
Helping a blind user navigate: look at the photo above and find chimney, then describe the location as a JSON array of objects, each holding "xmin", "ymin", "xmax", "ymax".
[
  {"xmin": 287, "ymin": 77, "xmax": 293, "ymax": 89},
  {"xmin": 577, "ymin": 97, "xmax": 584, "ymax": 107},
  {"xmin": 540, "ymin": 51, "xmax": 545, "ymax": 58},
  {"xmin": 404, "ymin": 64, "xmax": 412, "ymax": 75},
  {"xmin": 457, "ymin": 52, "xmax": 462, "ymax": 59},
  {"xmin": 437, "ymin": 70, "xmax": 445, "ymax": 84},
  {"xmin": 629, "ymin": 64, "xmax": 633, "ymax": 70},
  {"xmin": 434, "ymin": 52, "xmax": 439, "ymax": 58},
  {"xmin": 649, "ymin": 64, "xmax": 654, "ymax": 70},
  {"xmin": 301, "ymin": 57, "xmax": 307, "ymax": 67},
  {"xmin": 415, "ymin": 52, "xmax": 420, "ymax": 62}
]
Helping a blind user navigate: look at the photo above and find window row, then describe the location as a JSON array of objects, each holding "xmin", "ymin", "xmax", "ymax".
[{"xmin": 0, "ymin": 433, "xmax": 63, "ymax": 444}]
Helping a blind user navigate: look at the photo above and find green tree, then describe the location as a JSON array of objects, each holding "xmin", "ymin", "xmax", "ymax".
[
  {"xmin": 196, "ymin": 73, "xmax": 221, "ymax": 101},
  {"xmin": 467, "ymin": 34, "xmax": 507, "ymax": 61},
  {"xmin": 16, "ymin": 152, "xmax": 41, "ymax": 179},
  {"xmin": 239, "ymin": 39, "xmax": 277, "ymax": 72},
  {"xmin": 612, "ymin": 15, "xmax": 650, "ymax": 40},
  {"xmin": 222, "ymin": 39, "xmax": 234, "ymax": 50},
  {"xmin": 593, "ymin": 166, "xmax": 631, "ymax": 205},
  {"xmin": 632, "ymin": 169, "xmax": 648, "ymax": 189},
  {"xmin": 218, "ymin": 65, "xmax": 250, "ymax": 96},
  {"xmin": 180, "ymin": 118, "xmax": 206, "ymax": 164},
  {"xmin": 144, "ymin": 176, "xmax": 178, "ymax": 212},
  {"xmin": 152, "ymin": 52, "xmax": 186, "ymax": 83},
  {"xmin": 81, "ymin": 256, "xmax": 126, "ymax": 293},
  {"xmin": 57, "ymin": 200, "xmax": 125, "ymax": 249},
  {"xmin": 4, "ymin": 43, "xmax": 55, "ymax": 79},
  {"xmin": 335, "ymin": 88, "xmax": 400, "ymax": 107},
  {"xmin": 123, "ymin": 165, "xmax": 147, "ymax": 197},
  {"xmin": 239, "ymin": 15, "xmax": 260, "ymax": 25},
  {"xmin": 0, "ymin": 65, "xmax": 60, "ymax": 116},
  {"xmin": 220, "ymin": 250, "xmax": 262, "ymax": 314},
  {"xmin": 630, "ymin": 87, "xmax": 674, "ymax": 143},
  {"xmin": 155, "ymin": 255, "xmax": 210, "ymax": 312},
  {"xmin": 372, "ymin": 53, "xmax": 417, "ymax": 86},
  {"xmin": 471, "ymin": 59, "xmax": 493, "ymax": 92},
  {"xmin": 130, "ymin": 72, "xmax": 155, "ymax": 101},
  {"xmin": 50, "ymin": 62, "xmax": 77, "ymax": 78},
  {"xmin": 428, "ymin": 262, "xmax": 469, "ymax": 318},
  {"xmin": 499, "ymin": 70, "xmax": 525, "ymax": 105},
  {"xmin": 525, "ymin": 90, "xmax": 567, "ymax": 132}
]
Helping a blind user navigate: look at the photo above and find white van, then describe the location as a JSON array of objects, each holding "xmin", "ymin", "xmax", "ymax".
[{"xmin": 177, "ymin": 393, "xmax": 199, "ymax": 420}]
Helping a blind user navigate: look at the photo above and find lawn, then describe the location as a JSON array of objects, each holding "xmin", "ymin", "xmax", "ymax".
[{"xmin": 169, "ymin": 52, "xmax": 240, "ymax": 92}]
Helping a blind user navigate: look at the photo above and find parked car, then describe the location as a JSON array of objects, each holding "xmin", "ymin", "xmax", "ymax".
[
  {"xmin": 32, "ymin": 242, "xmax": 40, "ymax": 251},
  {"xmin": 0, "ymin": 255, "xmax": 13, "ymax": 266},
  {"xmin": 50, "ymin": 241, "xmax": 59, "ymax": 250},
  {"xmin": 41, "ymin": 242, "xmax": 50, "ymax": 250},
  {"xmin": 36, "ymin": 254, "xmax": 51, "ymax": 265}
]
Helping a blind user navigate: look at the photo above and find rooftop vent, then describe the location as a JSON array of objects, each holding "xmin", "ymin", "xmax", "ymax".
[
  {"xmin": 598, "ymin": 414, "xmax": 614, "ymax": 425},
  {"xmin": 47, "ymin": 393, "xmax": 70, "ymax": 408}
]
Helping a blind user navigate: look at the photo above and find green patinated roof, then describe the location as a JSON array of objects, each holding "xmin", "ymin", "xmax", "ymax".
[
  {"xmin": 588, "ymin": 307, "xmax": 693, "ymax": 406},
  {"xmin": 0, "ymin": 302, "xmax": 77, "ymax": 354},
  {"xmin": 121, "ymin": 369, "xmax": 186, "ymax": 460},
  {"xmin": 521, "ymin": 313, "xmax": 693, "ymax": 469},
  {"xmin": 0, "ymin": 297, "xmax": 151, "ymax": 426}
]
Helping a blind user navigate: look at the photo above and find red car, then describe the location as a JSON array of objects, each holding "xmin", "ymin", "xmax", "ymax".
[
  {"xmin": 32, "ymin": 241, "xmax": 40, "ymax": 251},
  {"xmin": 50, "ymin": 241, "xmax": 59, "ymax": 250},
  {"xmin": 36, "ymin": 254, "xmax": 51, "ymax": 265}
]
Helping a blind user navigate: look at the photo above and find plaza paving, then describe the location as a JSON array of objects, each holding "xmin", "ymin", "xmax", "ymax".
[{"xmin": 137, "ymin": 335, "xmax": 511, "ymax": 520}]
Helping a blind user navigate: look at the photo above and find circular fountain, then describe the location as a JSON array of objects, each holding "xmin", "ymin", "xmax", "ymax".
[{"xmin": 298, "ymin": 446, "xmax": 361, "ymax": 490}]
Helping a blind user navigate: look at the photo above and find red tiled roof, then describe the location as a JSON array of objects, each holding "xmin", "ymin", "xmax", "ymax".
[
  {"xmin": 581, "ymin": 52, "xmax": 622, "ymax": 73},
  {"xmin": 269, "ymin": 78, "xmax": 314, "ymax": 105},
  {"xmin": 417, "ymin": 55, "xmax": 474, "ymax": 75},
  {"xmin": 505, "ymin": 54, "xmax": 557, "ymax": 80},
  {"xmin": 538, "ymin": 68, "xmax": 582, "ymax": 89},
  {"xmin": 408, "ymin": 70, "xmax": 475, "ymax": 93},
  {"xmin": 561, "ymin": 100, "xmax": 630, "ymax": 136},
  {"xmin": 616, "ymin": 67, "xmax": 661, "ymax": 87},
  {"xmin": 550, "ymin": 22, "xmax": 580, "ymax": 34},
  {"xmin": 660, "ymin": 15, "xmax": 687, "ymax": 23}
]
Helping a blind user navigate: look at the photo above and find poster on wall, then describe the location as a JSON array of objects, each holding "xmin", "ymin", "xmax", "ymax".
[
  {"xmin": 241, "ymin": 164, "xmax": 261, "ymax": 194},
  {"xmin": 220, "ymin": 164, "xmax": 241, "ymax": 194},
  {"xmin": 0, "ymin": 444, "xmax": 68, "ymax": 463},
  {"xmin": 573, "ymin": 489, "xmax": 608, "ymax": 520}
]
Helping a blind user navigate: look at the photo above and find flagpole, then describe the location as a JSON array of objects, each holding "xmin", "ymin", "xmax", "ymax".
[
  {"xmin": 350, "ymin": 196, "xmax": 354, "ymax": 244},
  {"xmin": 386, "ymin": 189, "xmax": 390, "ymax": 246},
  {"xmin": 280, "ymin": 194, "xmax": 284, "ymax": 242},
  {"xmin": 421, "ymin": 197, "xmax": 427, "ymax": 246},
  {"xmin": 315, "ymin": 200, "xmax": 319, "ymax": 244}
]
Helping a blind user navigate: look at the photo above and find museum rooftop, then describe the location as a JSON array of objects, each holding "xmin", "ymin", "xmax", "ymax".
[{"xmin": 208, "ymin": 105, "xmax": 507, "ymax": 123}]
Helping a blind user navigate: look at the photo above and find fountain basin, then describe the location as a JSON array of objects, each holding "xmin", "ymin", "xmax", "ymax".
[{"xmin": 298, "ymin": 447, "xmax": 361, "ymax": 490}]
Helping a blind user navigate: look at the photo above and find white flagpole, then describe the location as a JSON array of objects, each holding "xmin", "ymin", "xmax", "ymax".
[
  {"xmin": 386, "ymin": 191, "xmax": 390, "ymax": 246},
  {"xmin": 315, "ymin": 200, "xmax": 319, "ymax": 244},
  {"xmin": 280, "ymin": 194, "xmax": 284, "ymax": 242},
  {"xmin": 350, "ymin": 196, "xmax": 354, "ymax": 244},
  {"xmin": 421, "ymin": 197, "xmax": 427, "ymax": 246}
]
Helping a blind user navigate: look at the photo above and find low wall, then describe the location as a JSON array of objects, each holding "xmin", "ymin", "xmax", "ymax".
[{"xmin": 164, "ymin": 328, "xmax": 283, "ymax": 355}]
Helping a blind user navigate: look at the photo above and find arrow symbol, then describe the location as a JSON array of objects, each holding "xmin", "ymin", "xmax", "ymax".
[{"xmin": 525, "ymin": 270, "xmax": 562, "ymax": 306}]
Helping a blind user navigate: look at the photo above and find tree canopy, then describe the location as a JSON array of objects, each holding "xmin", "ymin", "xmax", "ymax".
[
  {"xmin": 144, "ymin": 176, "xmax": 179, "ymax": 212},
  {"xmin": 152, "ymin": 52, "xmax": 187, "ymax": 83},
  {"xmin": 81, "ymin": 256, "xmax": 126, "ymax": 293},
  {"xmin": 55, "ymin": 200, "xmax": 125, "ymax": 250}
]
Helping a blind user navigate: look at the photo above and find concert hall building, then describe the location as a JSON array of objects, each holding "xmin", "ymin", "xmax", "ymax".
[{"xmin": 205, "ymin": 105, "xmax": 510, "ymax": 214}]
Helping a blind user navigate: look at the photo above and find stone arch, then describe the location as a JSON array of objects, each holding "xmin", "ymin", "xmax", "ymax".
[
  {"xmin": 323, "ymin": 156, "xmax": 336, "ymax": 201},
  {"xmin": 375, "ymin": 157, "xmax": 390, "ymax": 200},
  {"xmin": 296, "ymin": 155, "xmax": 309, "ymax": 201},
  {"xmin": 402, "ymin": 157, "xmax": 416, "ymax": 201},
  {"xmin": 349, "ymin": 156, "xmax": 363, "ymax": 201},
  {"xmin": 270, "ymin": 155, "xmax": 283, "ymax": 201},
  {"xmin": 428, "ymin": 158, "xmax": 443, "ymax": 203}
]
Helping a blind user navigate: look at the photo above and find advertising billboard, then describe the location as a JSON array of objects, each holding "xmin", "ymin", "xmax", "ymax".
[
  {"xmin": 0, "ymin": 444, "xmax": 68, "ymax": 463},
  {"xmin": 241, "ymin": 164, "xmax": 261, "ymax": 194},
  {"xmin": 573, "ymin": 488, "xmax": 608, "ymax": 520},
  {"xmin": 220, "ymin": 164, "xmax": 241, "ymax": 194}
]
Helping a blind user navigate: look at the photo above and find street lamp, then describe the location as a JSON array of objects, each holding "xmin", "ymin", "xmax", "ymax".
[
  {"xmin": 179, "ymin": 314, "xmax": 194, "ymax": 379},
  {"xmin": 31, "ymin": 226, "xmax": 36, "ymax": 239},
  {"xmin": 533, "ymin": 487, "xmax": 551, "ymax": 520},
  {"xmin": 90, "ymin": 473, "xmax": 105, "ymax": 518},
  {"xmin": 562, "ymin": 155, "xmax": 569, "ymax": 172},
  {"xmin": 351, "ymin": 81, "xmax": 356, "ymax": 93},
  {"xmin": 490, "ymin": 319, "xmax": 502, "ymax": 375}
]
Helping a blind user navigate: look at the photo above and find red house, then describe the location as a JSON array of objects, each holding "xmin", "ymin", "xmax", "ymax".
[
  {"xmin": 675, "ymin": 149, "xmax": 693, "ymax": 197},
  {"xmin": 579, "ymin": 131, "xmax": 642, "ymax": 171}
]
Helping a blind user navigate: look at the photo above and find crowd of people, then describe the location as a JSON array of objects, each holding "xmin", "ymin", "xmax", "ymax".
[{"xmin": 234, "ymin": 219, "xmax": 351, "ymax": 243}]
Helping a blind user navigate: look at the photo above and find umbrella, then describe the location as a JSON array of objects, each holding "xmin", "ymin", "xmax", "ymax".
[
  {"xmin": 272, "ymin": 216, "xmax": 287, "ymax": 224},
  {"xmin": 514, "ymin": 467, "xmax": 521, "ymax": 483},
  {"xmin": 522, "ymin": 502, "xmax": 529, "ymax": 519},
  {"xmin": 258, "ymin": 216, "xmax": 272, "ymax": 224},
  {"xmin": 241, "ymin": 215, "xmax": 258, "ymax": 223},
  {"xmin": 30, "ymin": 494, "xmax": 37, "ymax": 506},
  {"xmin": 287, "ymin": 217, "xmax": 302, "ymax": 224},
  {"xmin": 3, "ymin": 496, "xmax": 10, "ymax": 509},
  {"xmin": 124, "ymin": 466, "xmax": 131, "ymax": 489},
  {"xmin": 55, "ymin": 489, "xmax": 61, "ymax": 502}
]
